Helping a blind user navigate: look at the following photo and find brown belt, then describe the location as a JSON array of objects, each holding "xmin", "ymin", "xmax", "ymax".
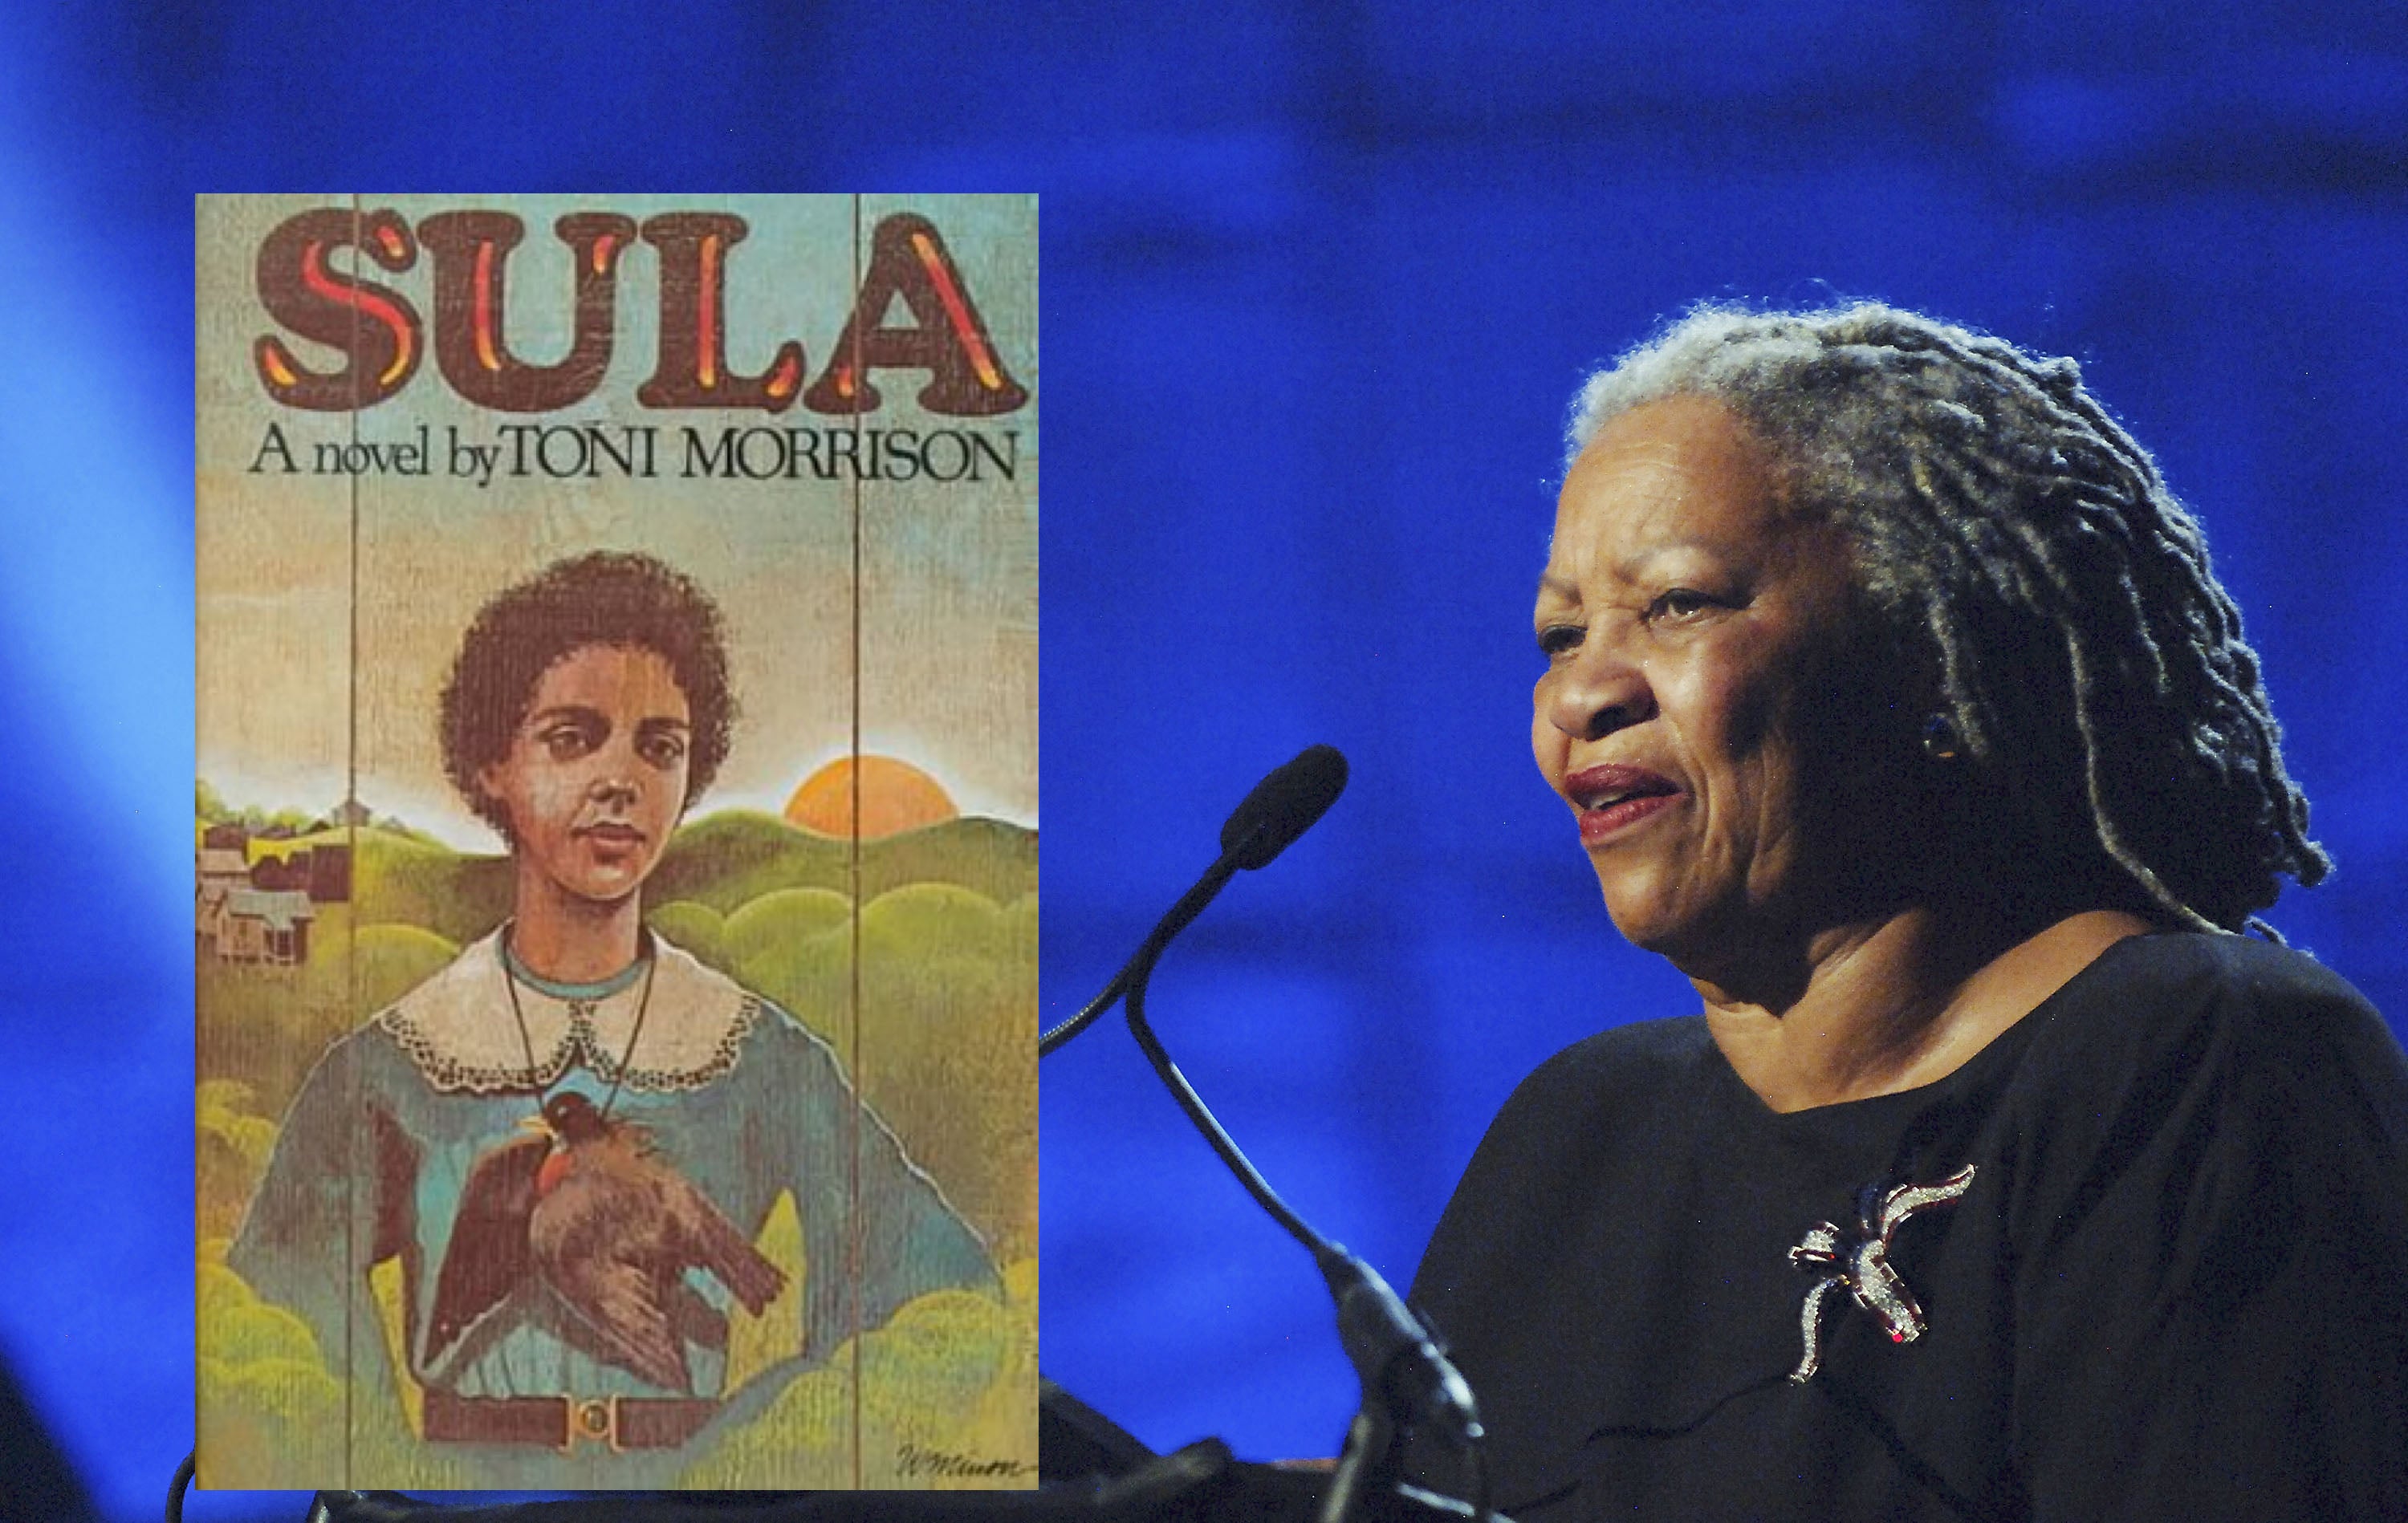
[{"xmin": 423, "ymin": 1391, "xmax": 718, "ymax": 1452}]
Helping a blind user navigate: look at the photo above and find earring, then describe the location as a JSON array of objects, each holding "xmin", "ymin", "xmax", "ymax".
[{"xmin": 1921, "ymin": 713, "xmax": 1961, "ymax": 762}]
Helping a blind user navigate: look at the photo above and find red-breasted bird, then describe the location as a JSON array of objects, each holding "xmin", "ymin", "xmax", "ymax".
[{"xmin": 425, "ymin": 1091, "xmax": 786, "ymax": 1392}]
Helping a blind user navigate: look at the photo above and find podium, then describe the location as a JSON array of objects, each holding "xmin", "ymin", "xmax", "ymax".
[{"xmin": 184, "ymin": 1379, "xmax": 1497, "ymax": 1523}]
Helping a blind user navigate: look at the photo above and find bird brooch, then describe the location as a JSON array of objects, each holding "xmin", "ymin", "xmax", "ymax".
[
  {"xmin": 1785, "ymin": 1163, "xmax": 1976, "ymax": 1383},
  {"xmin": 425, "ymin": 1091, "xmax": 787, "ymax": 1393}
]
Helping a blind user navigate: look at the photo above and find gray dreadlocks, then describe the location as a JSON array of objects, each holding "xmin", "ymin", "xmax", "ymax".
[{"xmin": 1567, "ymin": 302, "xmax": 2327, "ymax": 935}]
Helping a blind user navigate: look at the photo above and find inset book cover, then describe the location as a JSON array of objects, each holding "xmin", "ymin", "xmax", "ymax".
[{"xmin": 195, "ymin": 194, "xmax": 1037, "ymax": 1489}]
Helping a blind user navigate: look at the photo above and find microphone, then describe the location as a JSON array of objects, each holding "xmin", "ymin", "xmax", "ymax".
[
  {"xmin": 1220, "ymin": 744, "xmax": 1348, "ymax": 871},
  {"xmin": 1042, "ymin": 741, "xmax": 1487, "ymax": 1487},
  {"xmin": 1039, "ymin": 746, "xmax": 1348, "ymax": 1058}
]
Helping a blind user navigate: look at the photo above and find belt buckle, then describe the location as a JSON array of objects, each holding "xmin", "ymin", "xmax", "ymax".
[{"xmin": 561, "ymin": 1395, "xmax": 622, "ymax": 1455}]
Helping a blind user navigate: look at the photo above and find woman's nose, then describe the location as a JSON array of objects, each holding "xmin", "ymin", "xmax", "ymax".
[
  {"xmin": 588, "ymin": 769, "xmax": 640, "ymax": 806},
  {"xmin": 1544, "ymin": 642, "xmax": 1655, "ymax": 741}
]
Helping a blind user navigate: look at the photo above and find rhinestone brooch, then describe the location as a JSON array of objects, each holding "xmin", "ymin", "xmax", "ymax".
[{"xmin": 1787, "ymin": 1164, "xmax": 1977, "ymax": 1382}]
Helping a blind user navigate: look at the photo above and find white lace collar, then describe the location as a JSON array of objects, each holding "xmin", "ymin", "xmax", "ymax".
[{"xmin": 374, "ymin": 928, "xmax": 762, "ymax": 1095}]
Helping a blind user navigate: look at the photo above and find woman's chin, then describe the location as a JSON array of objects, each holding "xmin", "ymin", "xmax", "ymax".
[
  {"xmin": 1594, "ymin": 862, "xmax": 1681, "ymax": 942},
  {"xmin": 1597, "ymin": 890, "xmax": 1686, "ymax": 956},
  {"xmin": 552, "ymin": 867, "xmax": 650, "ymax": 908},
  {"xmin": 1597, "ymin": 879, "xmax": 1735, "ymax": 969}
]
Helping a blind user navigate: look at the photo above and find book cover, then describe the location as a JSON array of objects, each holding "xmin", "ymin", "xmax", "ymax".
[{"xmin": 195, "ymin": 193, "xmax": 1037, "ymax": 1489}]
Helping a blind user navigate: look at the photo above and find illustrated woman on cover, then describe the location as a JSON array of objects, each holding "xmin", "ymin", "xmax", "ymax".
[{"xmin": 229, "ymin": 551, "xmax": 994, "ymax": 1476}]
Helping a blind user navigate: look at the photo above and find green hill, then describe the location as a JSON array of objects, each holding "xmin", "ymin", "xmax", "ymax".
[
  {"xmin": 648, "ymin": 810, "xmax": 1037, "ymax": 913},
  {"xmin": 222, "ymin": 810, "xmax": 1032, "ymax": 948},
  {"xmin": 352, "ymin": 829, "xmax": 515, "ymax": 947}
]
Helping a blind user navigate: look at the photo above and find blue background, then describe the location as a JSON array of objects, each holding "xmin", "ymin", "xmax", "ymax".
[{"xmin": 0, "ymin": 6, "xmax": 2402, "ymax": 1519}]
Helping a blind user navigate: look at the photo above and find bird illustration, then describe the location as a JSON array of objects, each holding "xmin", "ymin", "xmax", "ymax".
[
  {"xmin": 425, "ymin": 1091, "xmax": 787, "ymax": 1392},
  {"xmin": 1786, "ymin": 1164, "xmax": 1976, "ymax": 1382}
]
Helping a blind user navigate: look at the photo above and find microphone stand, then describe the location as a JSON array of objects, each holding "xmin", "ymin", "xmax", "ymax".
[
  {"xmin": 1082, "ymin": 887, "xmax": 1489, "ymax": 1523},
  {"xmin": 1044, "ymin": 746, "xmax": 1489, "ymax": 1521}
]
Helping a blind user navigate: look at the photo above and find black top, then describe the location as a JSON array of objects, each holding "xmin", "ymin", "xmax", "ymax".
[{"xmin": 1408, "ymin": 933, "xmax": 2408, "ymax": 1521}]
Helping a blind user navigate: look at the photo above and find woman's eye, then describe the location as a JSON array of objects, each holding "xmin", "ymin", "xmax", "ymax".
[
  {"xmin": 1648, "ymin": 588, "xmax": 1715, "ymax": 622},
  {"xmin": 542, "ymin": 725, "xmax": 594, "ymax": 760},
  {"xmin": 641, "ymin": 734, "xmax": 687, "ymax": 768},
  {"xmin": 1536, "ymin": 624, "xmax": 1584, "ymax": 657}
]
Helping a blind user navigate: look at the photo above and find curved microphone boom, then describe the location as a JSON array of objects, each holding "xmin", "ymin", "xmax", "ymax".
[
  {"xmin": 1039, "ymin": 745, "xmax": 1348, "ymax": 1058},
  {"xmin": 1043, "ymin": 742, "xmax": 1488, "ymax": 1523}
]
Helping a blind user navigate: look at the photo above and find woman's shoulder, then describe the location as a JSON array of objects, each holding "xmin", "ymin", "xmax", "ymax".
[
  {"xmin": 721, "ymin": 993, "xmax": 855, "ymax": 1079},
  {"xmin": 2026, "ymin": 930, "xmax": 2402, "ymax": 1097},
  {"xmin": 2059, "ymin": 926, "xmax": 2373, "ymax": 1009},
  {"xmin": 616, "ymin": 932, "xmax": 776, "ymax": 1086},
  {"xmin": 356, "ymin": 930, "xmax": 521, "ymax": 1092},
  {"xmin": 2006, "ymin": 931, "xmax": 2408, "ymax": 1221},
  {"xmin": 1520, "ymin": 1013, "xmax": 1717, "ymax": 1092},
  {"xmin": 1476, "ymin": 1015, "xmax": 1719, "ymax": 1151},
  {"xmin": 653, "ymin": 952, "xmax": 858, "ymax": 1090},
  {"xmin": 1415, "ymin": 1017, "xmax": 1723, "ymax": 1310}
]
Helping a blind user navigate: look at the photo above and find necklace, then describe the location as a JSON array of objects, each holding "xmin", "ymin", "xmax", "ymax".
[{"xmin": 500, "ymin": 929, "xmax": 660, "ymax": 1124}]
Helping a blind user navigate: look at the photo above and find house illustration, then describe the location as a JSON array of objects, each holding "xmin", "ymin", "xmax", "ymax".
[
  {"xmin": 195, "ymin": 824, "xmax": 352, "ymax": 966},
  {"xmin": 199, "ymin": 883, "xmax": 315, "ymax": 965}
]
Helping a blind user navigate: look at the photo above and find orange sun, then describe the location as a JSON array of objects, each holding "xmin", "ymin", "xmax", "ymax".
[{"xmin": 783, "ymin": 755, "xmax": 959, "ymax": 840}]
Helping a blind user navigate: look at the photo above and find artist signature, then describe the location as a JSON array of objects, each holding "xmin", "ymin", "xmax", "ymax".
[{"xmin": 895, "ymin": 1441, "xmax": 1036, "ymax": 1480}]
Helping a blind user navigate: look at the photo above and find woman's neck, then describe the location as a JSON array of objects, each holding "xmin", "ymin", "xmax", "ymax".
[
  {"xmin": 507, "ymin": 863, "xmax": 645, "ymax": 985},
  {"xmin": 1694, "ymin": 905, "xmax": 2158, "ymax": 1113}
]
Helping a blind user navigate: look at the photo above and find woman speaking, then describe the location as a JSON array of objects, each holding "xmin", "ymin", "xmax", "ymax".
[{"xmin": 1408, "ymin": 305, "xmax": 2408, "ymax": 1520}]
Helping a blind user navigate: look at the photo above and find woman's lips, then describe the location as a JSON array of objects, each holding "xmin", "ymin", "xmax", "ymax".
[
  {"xmin": 1576, "ymin": 791, "xmax": 1679, "ymax": 844},
  {"xmin": 1561, "ymin": 764, "xmax": 1682, "ymax": 846}
]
